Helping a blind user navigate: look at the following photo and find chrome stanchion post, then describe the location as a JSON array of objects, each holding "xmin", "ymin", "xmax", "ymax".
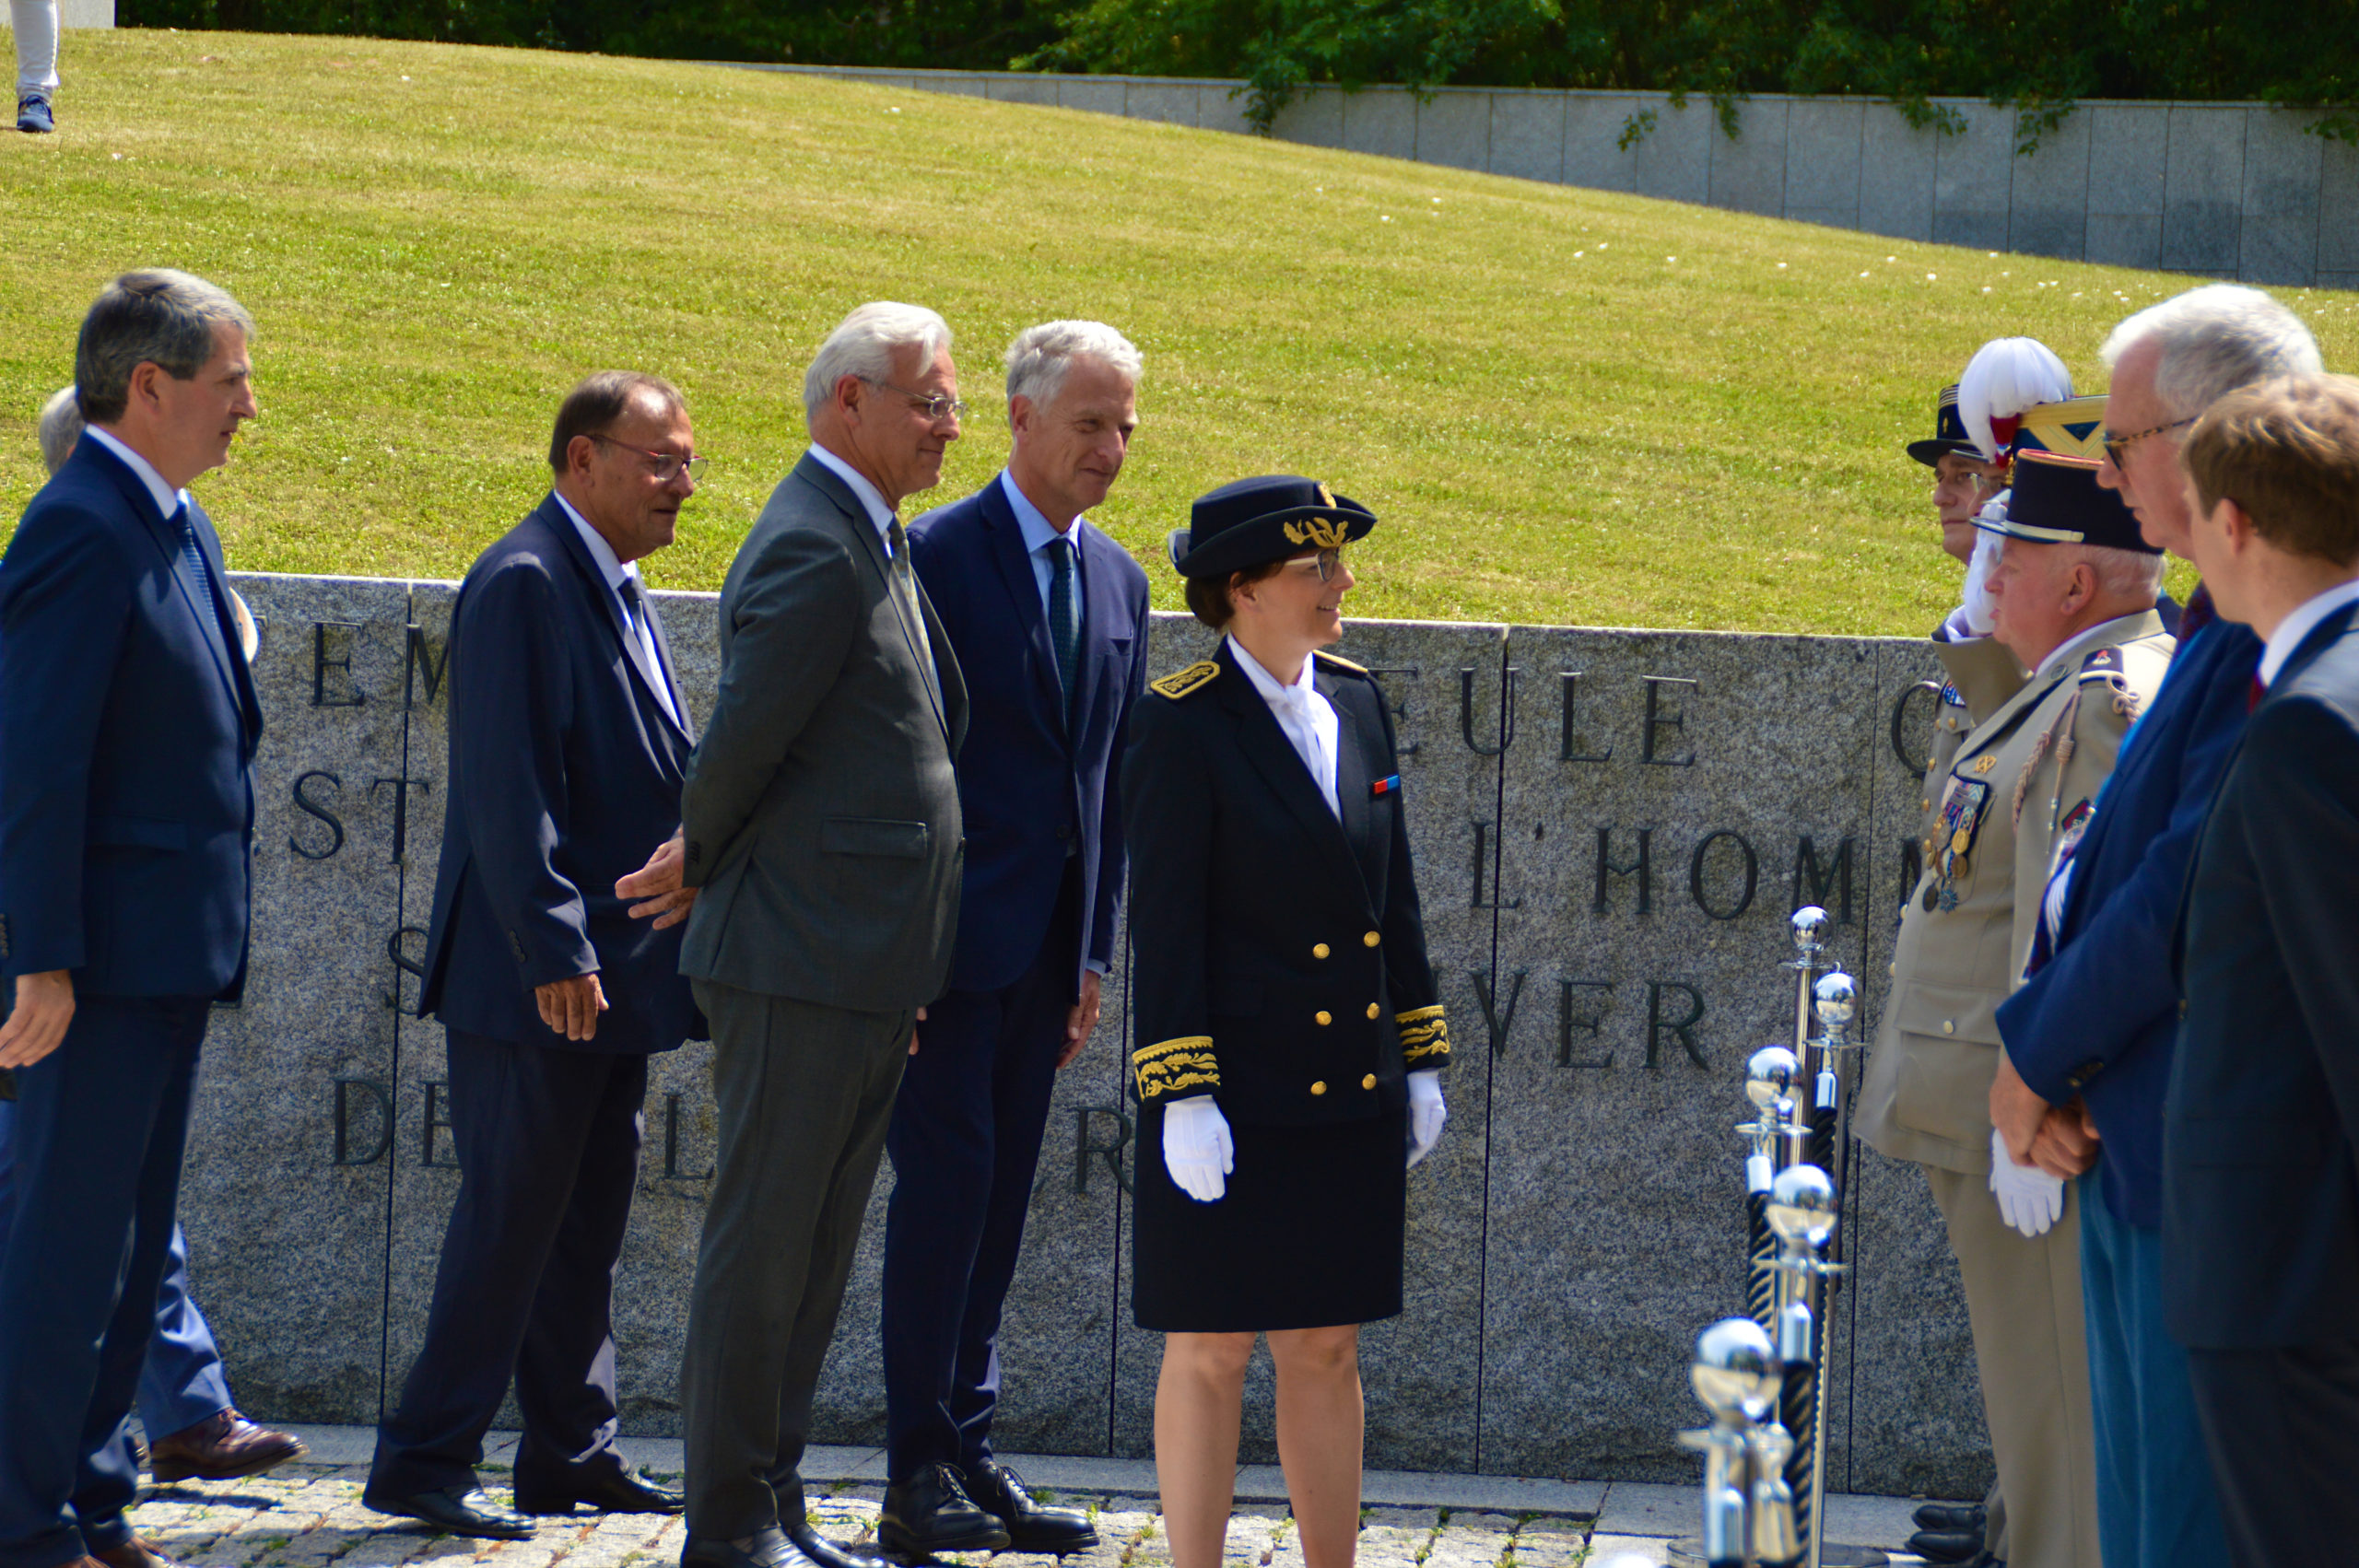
[
  {"xmin": 1767, "ymin": 1165, "xmax": 1843, "ymax": 1568},
  {"xmin": 1741, "ymin": 1047, "xmax": 1802, "ymax": 1334},
  {"xmin": 1682, "ymin": 1318, "xmax": 1778, "ymax": 1568}
]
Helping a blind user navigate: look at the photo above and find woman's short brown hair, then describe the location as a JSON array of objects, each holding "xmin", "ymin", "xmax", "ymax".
[
  {"xmin": 1184, "ymin": 559, "xmax": 1285, "ymax": 629},
  {"xmin": 2183, "ymin": 373, "xmax": 2359, "ymax": 566}
]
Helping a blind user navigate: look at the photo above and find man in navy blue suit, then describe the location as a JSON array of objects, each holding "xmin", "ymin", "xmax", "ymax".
[
  {"xmin": 1991, "ymin": 285, "xmax": 2318, "ymax": 1568},
  {"xmin": 363, "ymin": 372, "xmax": 706, "ymax": 1539},
  {"xmin": 0, "ymin": 270, "xmax": 265, "ymax": 1568},
  {"xmin": 2164, "ymin": 371, "xmax": 2359, "ymax": 1567},
  {"xmin": 880, "ymin": 322, "xmax": 1150, "ymax": 1558}
]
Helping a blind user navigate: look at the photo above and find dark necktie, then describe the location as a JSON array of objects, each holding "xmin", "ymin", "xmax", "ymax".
[
  {"xmin": 2179, "ymin": 582, "xmax": 2217, "ymax": 641},
  {"xmin": 1047, "ymin": 535, "xmax": 1079, "ymax": 731},
  {"xmin": 886, "ymin": 519, "xmax": 939, "ymax": 701},
  {"xmin": 617, "ymin": 576, "xmax": 677, "ymax": 718},
  {"xmin": 172, "ymin": 501, "xmax": 216, "ymax": 604}
]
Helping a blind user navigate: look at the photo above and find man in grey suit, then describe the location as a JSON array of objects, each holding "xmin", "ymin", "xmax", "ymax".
[{"xmin": 675, "ymin": 301, "xmax": 970, "ymax": 1568}]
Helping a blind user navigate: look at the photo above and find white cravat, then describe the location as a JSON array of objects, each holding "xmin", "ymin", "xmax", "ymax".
[{"xmin": 1228, "ymin": 637, "xmax": 1340, "ymax": 820}]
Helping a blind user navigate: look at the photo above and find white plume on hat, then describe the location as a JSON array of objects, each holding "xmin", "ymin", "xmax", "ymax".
[{"xmin": 1957, "ymin": 337, "xmax": 2074, "ymax": 460}]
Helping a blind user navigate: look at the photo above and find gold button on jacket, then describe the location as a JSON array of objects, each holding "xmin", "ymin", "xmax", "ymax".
[
  {"xmin": 1312, "ymin": 942, "xmax": 1330, "ymax": 959},
  {"xmin": 1361, "ymin": 1074, "xmax": 1378, "ymax": 1090},
  {"xmin": 1309, "ymin": 1081, "xmax": 1327, "ymax": 1095},
  {"xmin": 1315, "ymin": 1011, "xmax": 1332, "ymax": 1026},
  {"xmin": 1363, "ymin": 930, "xmax": 1380, "ymax": 947},
  {"xmin": 1366, "ymin": 1002, "xmax": 1380, "ymax": 1020}
]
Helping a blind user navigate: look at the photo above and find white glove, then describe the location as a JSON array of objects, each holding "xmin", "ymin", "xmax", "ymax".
[
  {"xmin": 1407, "ymin": 1071, "xmax": 1447, "ymax": 1168},
  {"xmin": 1162, "ymin": 1096, "xmax": 1233, "ymax": 1203},
  {"xmin": 1959, "ymin": 522, "xmax": 2004, "ymax": 637},
  {"xmin": 1989, "ymin": 1127, "xmax": 2064, "ymax": 1238}
]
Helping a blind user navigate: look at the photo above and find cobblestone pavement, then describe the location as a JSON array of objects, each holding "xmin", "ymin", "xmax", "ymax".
[{"xmin": 124, "ymin": 1467, "xmax": 1619, "ymax": 1568}]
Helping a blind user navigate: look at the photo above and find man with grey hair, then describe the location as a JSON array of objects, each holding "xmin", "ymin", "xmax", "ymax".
[
  {"xmin": 1991, "ymin": 283, "xmax": 2320, "ymax": 1568},
  {"xmin": 0, "ymin": 269, "xmax": 264, "ymax": 1568},
  {"xmin": 876, "ymin": 322, "xmax": 1149, "ymax": 1557},
  {"xmin": 1858, "ymin": 446, "xmax": 2174, "ymax": 1568},
  {"xmin": 675, "ymin": 302, "xmax": 969, "ymax": 1568}
]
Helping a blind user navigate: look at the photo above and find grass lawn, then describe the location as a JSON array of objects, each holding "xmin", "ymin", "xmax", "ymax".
[{"xmin": 1, "ymin": 29, "xmax": 2353, "ymax": 634}]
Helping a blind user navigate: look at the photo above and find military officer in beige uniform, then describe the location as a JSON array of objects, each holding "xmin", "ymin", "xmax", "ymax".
[{"xmin": 1859, "ymin": 450, "xmax": 2175, "ymax": 1568}]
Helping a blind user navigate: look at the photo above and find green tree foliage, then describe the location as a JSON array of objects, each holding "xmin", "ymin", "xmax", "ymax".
[{"xmin": 123, "ymin": 0, "xmax": 2354, "ymax": 146}]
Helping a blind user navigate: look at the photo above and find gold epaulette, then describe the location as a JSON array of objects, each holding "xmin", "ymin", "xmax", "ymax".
[
  {"xmin": 1396, "ymin": 1004, "xmax": 1449, "ymax": 1065},
  {"xmin": 1313, "ymin": 649, "xmax": 1368, "ymax": 676},
  {"xmin": 1150, "ymin": 661, "xmax": 1220, "ymax": 700},
  {"xmin": 1133, "ymin": 1036, "xmax": 1220, "ymax": 1101}
]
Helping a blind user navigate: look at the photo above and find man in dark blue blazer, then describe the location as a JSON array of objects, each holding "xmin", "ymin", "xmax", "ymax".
[
  {"xmin": 1991, "ymin": 287, "xmax": 2319, "ymax": 1568},
  {"xmin": 0, "ymin": 270, "xmax": 264, "ymax": 1568},
  {"xmin": 363, "ymin": 373, "xmax": 707, "ymax": 1539},
  {"xmin": 881, "ymin": 322, "xmax": 1150, "ymax": 1557},
  {"xmin": 2163, "ymin": 371, "xmax": 2359, "ymax": 1568}
]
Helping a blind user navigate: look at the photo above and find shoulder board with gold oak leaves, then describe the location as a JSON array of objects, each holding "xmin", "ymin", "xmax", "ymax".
[
  {"xmin": 1150, "ymin": 661, "xmax": 1221, "ymax": 699},
  {"xmin": 1313, "ymin": 649, "xmax": 1369, "ymax": 676}
]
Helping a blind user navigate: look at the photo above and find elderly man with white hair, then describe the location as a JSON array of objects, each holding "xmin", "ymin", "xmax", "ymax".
[
  {"xmin": 674, "ymin": 302, "xmax": 970, "ymax": 1568},
  {"xmin": 871, "ymin": 322, "xmax": 1150, "ymax": 1558},
  {"xmin": 1858, "ymin": 446, "xmax": 2177, "ymax": 1568},
  {"xmin": 1990, "ymin": 284, "xmax": 2321, "ymax": 1568}
]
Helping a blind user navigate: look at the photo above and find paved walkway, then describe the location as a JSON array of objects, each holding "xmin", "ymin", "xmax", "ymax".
[{"xmin": 122, "ymin": 1429, "xmax": 1942, "ymax": 1568}]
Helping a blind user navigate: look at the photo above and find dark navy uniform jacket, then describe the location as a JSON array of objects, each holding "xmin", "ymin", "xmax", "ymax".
[
  {"xmin": 2165, "ymin": 602, "xmax": 2359, "ymax": 1349},
  {"xmin": 417, "ymin": 495, "xmax": 701, "ymax": 1054},
  {"xmin": 1121, "ymin": 640, "xmax": 1446, "ymax": 1128},
  {"xmin": 0, "ymin": 438, "xmax": 262, "ymax": 999},
  {"xmin": 909, "ymin": 474, "xmax": 1149, "ymax": 996},
  {"xmin": 1997, "ymin": 591, "xmax": 2259, "ymax": 1226}
]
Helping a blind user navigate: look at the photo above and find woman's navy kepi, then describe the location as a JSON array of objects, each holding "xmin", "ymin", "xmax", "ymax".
[
  {"xmin": 1974, "ymin": 451, "xmax": 2160, "ymax": 554},
  {"xmin": 1168, "ymin": 474, "xmax": 1376, "ymax": 579}
]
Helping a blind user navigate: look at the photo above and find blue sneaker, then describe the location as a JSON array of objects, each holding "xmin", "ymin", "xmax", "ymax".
[{"xmin": 18, "ymin": 93, "xmax": 54, "ymax": 134}]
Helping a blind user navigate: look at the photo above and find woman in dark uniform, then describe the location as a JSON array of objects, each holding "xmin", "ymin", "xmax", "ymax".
[{"xmin": 1122, "ymin": 476, "xmax": 1450, "ymax": 1568}]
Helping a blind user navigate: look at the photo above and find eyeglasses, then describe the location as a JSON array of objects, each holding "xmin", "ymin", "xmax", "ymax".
[
  {"xmin": 1285, "ymin": 549, "xmax": 1344, "ymax": 582},
  {"xmin": 2102, "ymin": 415, "xmax": 2196, "ymax": 468},
  {"xmin": 861, "ymin": 378, "xmax": 969, "ymax": 424},
  {"xmin": 588, "ymin": 433, "xmax": 706, "ymax": 482}
]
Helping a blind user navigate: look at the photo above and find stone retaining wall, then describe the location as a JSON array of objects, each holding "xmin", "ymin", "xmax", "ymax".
[
  {"xmin": 716, "ymin": 62, "xmax": 2359, "ymax": 291},
  {"xmin": 180, "ymin": 574, "xmax": 1990, "ymax": 1496}
]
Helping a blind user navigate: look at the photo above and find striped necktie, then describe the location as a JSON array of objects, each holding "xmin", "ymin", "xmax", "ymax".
[
  {"xmin": 172, "ymin": 501, "xmax": 216, "ymax": 603},
  {"xmin": 1047, "ymin": 535, "xmax": 1079, "ymax": 731},
  {"xmin": 887, "ymin": 518, "xmax": 939, "ymax": 699}
]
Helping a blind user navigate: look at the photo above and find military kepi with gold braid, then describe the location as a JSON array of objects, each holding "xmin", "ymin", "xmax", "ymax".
[{"xmin": 1167, "ymin": 474, "xmax": 1377, "ymax": 579}]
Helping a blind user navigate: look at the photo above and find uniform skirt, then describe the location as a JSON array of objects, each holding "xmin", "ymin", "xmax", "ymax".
[{"xmin": 1131, "ymin": 1097, "xmax": 1408, "ymax": 1333}]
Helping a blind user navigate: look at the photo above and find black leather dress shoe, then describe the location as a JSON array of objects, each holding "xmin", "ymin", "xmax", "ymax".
[
  {"xmin": 1911, "ymin": 1503, "xmax": 1988, "ymax": 1533},
  {"xmin": 879, "ymin": 1464, "xmax": 1012, "ymax": 1558},
  {"xmin": 361, "ymin": 1486, "xmax": 535, "ymax": 1540},
  {"xmin": 1907, "ymin": 1531, "xmax": 1982, "ymax": 1564},
  {"xmin": 965, "ymin": 1462, "xmax": 1097, "ymax": 1555},
  {"xmin": 682, "ymin": 1527, "xmax": 814, "ymax": 1568},
  {"xmin": 785, "ymin": 1521, "xmax": 885, "ymax": 1568},
  {"xmin": 515, "ymin": 1469, "xmax": 686, "ymax": 1515}
]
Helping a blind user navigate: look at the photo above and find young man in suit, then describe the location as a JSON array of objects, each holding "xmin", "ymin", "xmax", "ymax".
[
  {"xmin": 676, "ymin": 303, "xmax": 968, "ymax": 1568},
  {"xmin": 1991, "ymin": 285, "xmax": 2318, "ymax": 1568},
  {"xmin": 362, "ymin": 373, "xmax": 707, "ymax": 1539},
  {"xmin": 2166, "ymin": 371, "xmax": 2359, "ymax": 1568},
  {"xmin": 880, "ymin": 322, "xmax": 1152, "ymax": 1557},
  {"xmin": 0, "ymin": 270, "xmax": 264, "ymax": 1568}
]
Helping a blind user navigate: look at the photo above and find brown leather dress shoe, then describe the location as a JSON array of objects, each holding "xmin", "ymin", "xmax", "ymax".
[
  {"xmin": 93, "ymin": 1538, "xmax": 183, "ymax": 1568},
  {"xmin": 147, "ymin": 1410, "xmax": 307, "ymax": 1482}
]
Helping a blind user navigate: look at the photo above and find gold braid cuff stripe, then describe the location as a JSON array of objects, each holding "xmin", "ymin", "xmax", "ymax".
[
  {"xmin": 1396, "ymin": 1005, "xmax": 1450, "ymax": 1062},
  {"xmin": 1133, "ymin": 1036, "xmax": 1220, "ymax": 1101}
]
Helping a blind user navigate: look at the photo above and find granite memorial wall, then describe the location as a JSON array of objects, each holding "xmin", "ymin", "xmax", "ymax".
[{"xmin": 178, "ymin": 572, "xmax": 1987, "ymax": 1497}]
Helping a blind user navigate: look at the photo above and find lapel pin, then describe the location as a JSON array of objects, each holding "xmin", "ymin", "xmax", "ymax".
[{"xmin": 1371, "ymin": 774, "xmax": 1402, "ymax": 798}]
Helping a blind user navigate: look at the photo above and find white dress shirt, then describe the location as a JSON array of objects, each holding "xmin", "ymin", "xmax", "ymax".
[
  {"xmin": 2259, "ymin": 578, "xmax": 2359, "ymax": 689},
  {"xmin": 1228, "ymin": 636, "xmax": 1340, "ymax": 820},
  {"xmin": 82, "ymin": 427, "xmax": 188, "ymax": 521},
  {"xmin": 806, "ymin": 443, "xmax": 897, "ymax": 549},
  {"xmin": 999, "ymin": 469, "xmax": 1086, "ymax": 645},
  {"xmin": 554, "ymin": 493, "xmax": 680, "ymax": 727}
]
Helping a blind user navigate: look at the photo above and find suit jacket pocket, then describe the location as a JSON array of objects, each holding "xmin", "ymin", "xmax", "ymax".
[
  {"xmin": 819, "ymin": 817, "xmax": 930, "ymax": 859},
  {"xmin": 88, "ymin": 813, "xmax": 190, "ymax": 852},
  {"xmin": 2174, "ymin": 1115, "xmax": 2330, "ymax": 1169}
]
